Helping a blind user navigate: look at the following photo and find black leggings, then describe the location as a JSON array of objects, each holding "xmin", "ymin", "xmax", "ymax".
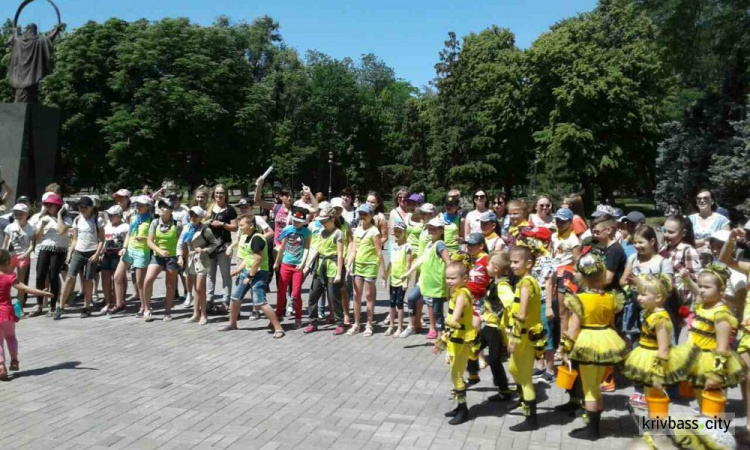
[
  {"xmin": 36, "ymin": 249, "xmax": 66, "ymax": 310},
  {"xmin": 467, "ymin": 326, "xmax": 510, "ymax": 391},
  {"xmin": 308, "ymin": 271, "xmax": 342, "ymax": 326}
]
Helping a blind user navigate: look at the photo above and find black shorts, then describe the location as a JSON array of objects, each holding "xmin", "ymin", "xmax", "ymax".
[
  {"xmin": 69, "ymin": 250, "xmax": 98, "ymax": 280},
  {"xmin": 150, "ymin": 255, "xmax": 180, "ymax": 271}
]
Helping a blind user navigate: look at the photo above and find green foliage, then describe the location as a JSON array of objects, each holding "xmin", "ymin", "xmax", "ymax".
[{"xmin": 710, "ymin": 103, "xmax": 750, "ymax": 216}]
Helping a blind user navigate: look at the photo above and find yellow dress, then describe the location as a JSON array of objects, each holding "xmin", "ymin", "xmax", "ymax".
[
  {"xmin": 622, "ymin": 310, "xmax": 696, "ymax": 386},
  {"xmin": 681, "ymin": 302, "xmax": 745, "ymax": 388},
  {"xmin": 737, "ymin": 278, "xmax": 750, "ymax": 354},
  {"xmin": 492, "ymin": 278, "xmax": 513, "ymax": 346},
  {"xmin": 565, "ymin": 291, "xmax": 628, "ymax": 365},
  {"xmin": 446, "ymin": 287, "xmax": 476, "ymax": 357}
]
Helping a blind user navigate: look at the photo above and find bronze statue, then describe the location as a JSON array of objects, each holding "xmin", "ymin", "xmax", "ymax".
[{"xmin": 6, "ymin": 0, "xmax": 63, "ymax": 103}]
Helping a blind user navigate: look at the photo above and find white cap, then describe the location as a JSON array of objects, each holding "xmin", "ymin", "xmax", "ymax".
[
  {"xmin": 189, "ymin": 206, "xmax": 206, "ymax": 218},
  {"xmin": 113, "ymin": 189, "xmax": 131, "ymax": 198},
  {"xmin": 12, "ymin": 203, "xmax": 28, "ymax": 213},
  {"xmin": 132, "ymin": 195, "xmax": 153, "ymax": 206},
  {"xmin": 426, "ymin": 217, "xmax": 445, "ymax": 228},
  {"xmin": 317, "ymin": 201, "xmax": 331, "ymax": 212},
  {"xmin": 106, "ymin": 205, "xmax": 123, "ymax": 216},
  {"xmin": 420, "ymin": 203, "xmax": 437, "ymax": 214},
  {"xmin": 330, "ymin": 197, "xmax": 345, "ymax": 209},
  {"xmin": 709, "ymin": 230, "xmax": 731, "ymax": 243}
]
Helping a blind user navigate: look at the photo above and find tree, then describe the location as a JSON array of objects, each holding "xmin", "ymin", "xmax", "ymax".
[{"xmin": 710, "ymin": 99, "xmax": 750, "ymax": 217}]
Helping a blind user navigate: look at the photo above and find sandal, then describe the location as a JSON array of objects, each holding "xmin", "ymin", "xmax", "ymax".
[
  {"xmin": 0, "ymin": 366, "xmax": 8, "ymax": 381},
  {"xmin": 29, "ymin": 307, "xmax": 44, "ymax": 318},
  {"xmin": 346, "ymin": 324, "xmax": 361, "ymax": 336},
  {"xmin": 363, "ymin": 326, "xmax": 373, "ymax": 337},
  {"xmin": 273, "ymin": 330, "xmax": 285, "ymax": 339},
  {"xmin": 384, "ymin": 327, "xmax": 393, "ymax": 337}
]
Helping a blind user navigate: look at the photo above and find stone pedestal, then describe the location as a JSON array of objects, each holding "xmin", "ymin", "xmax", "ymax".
[{"xmin": 0, "ymin": 103, "xmax": 60, "ymax": 205}]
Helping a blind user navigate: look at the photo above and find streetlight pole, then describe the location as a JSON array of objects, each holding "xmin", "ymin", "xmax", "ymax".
[{"xmin": 328, "ymin": 151, "xmax": 333, "ymax": 199}]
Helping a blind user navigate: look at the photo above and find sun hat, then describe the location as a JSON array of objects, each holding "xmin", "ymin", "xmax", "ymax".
[
  {"xmin": 521, "ymin": 226, "xmax": 552, "ymax": 242},
  {"xmin": 591, "ymin": 204, "xmax": 615, "ymax": 218},
  {"xmin": 12, "ymin": 203, "xmax": 28, "ymax": 213},
  {"xmin": 330, "ymin": 197, "xmax": 345, "ymax": 209},
  {"xmin": 709, "ymin": 230, "xmax": 731, "ymax": 243},
  {"xmin": 106, "ymin": 205, "xmax": 123, "ymax": 216}
]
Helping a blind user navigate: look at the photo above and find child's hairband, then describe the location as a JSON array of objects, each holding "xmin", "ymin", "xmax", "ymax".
[
  {"xmin": 450, "ymin": 251, "xmax": 473, "ymax": 270},
  {"xmin": 576, "ymin": 252, "xmax": 605, "ymax": 276},
  {"xmin": 701, "ymin": 263, "xmax": 731, "ymax": 289}
]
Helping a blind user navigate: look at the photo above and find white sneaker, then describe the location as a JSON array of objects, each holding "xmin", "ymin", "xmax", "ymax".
[
  {"xmin": 393, "ymin": 328, "xmax": 403, "ymax": 338},
  {"xmin": 183, "ymin": 294, "xmax": 193, "ymax": 308},
  {"xmin": 99, "ymin": 305, "xmax": 110, "ymax": 315},
  {"xmin": 163, "ymin": 315, "xmax": 172, "ymax": 322},
  {"xmin": 248, "ymin": 311, "xmax": 261, "ymax": 321},
  {"xmin": 400, "ymin": 327, "xmax": 414, "ymax": 338}
]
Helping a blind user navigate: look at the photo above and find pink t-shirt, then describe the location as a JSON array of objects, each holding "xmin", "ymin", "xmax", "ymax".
[
  {"xmin": 273, "ymin": 204, "xmax": 291, "ymax": 247},
  {"xmin": 0, "ymin": 272, "xmax": 18, "ymax": 323}
]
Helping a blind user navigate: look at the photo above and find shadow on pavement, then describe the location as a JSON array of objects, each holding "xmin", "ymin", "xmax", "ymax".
[{"xmin": 14, "ymin": 361, "xmax": 96, "ymax": 378}]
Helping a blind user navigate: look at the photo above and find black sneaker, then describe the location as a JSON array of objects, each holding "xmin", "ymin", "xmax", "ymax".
[
  {"xmin": 531, "ymin": 368, "xmax": 545, "ymax": 380},
  {"xmin": 80, "ymin": 307, "xmax": 91, "ymax": 318},
  {"xmin": 538, "ymin": 371, "xmax": 556, "ymax": 385},
  {"xmin": 108, "ymin": 304, "xmax": 127, "ymax": 315},
  {"xmin": 136, "ymin": 311, "xmax": 144, "ymax": 318}
]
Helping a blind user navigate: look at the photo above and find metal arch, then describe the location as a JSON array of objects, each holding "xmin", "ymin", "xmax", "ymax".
[{"xmin": 13, "ymin": 0, "xmax": 62, "ymax": 34}]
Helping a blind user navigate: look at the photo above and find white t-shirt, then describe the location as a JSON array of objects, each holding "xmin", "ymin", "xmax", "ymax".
[
  {"xmin": 530, "ymin": 214, "xmax": 555, "ymax": 229},
  {"xmin": 4, "ymin": 222, "xmax": 34, "ymax": 256},
  {"xmin": 727, "ymin": 268, "xmax": 748, "ymax": 304},
  {"xmin": 104, "ymin": 222, "xmax": 129, "ymax": 255},
  {"xmin": 172, "ymin": 205, "xmax": 190, "ymax": 227},
  {"xmin": 73, "ymin": 215, "xmax": 104, "ymax": 252},
  {"xmin": 33, "ymin": 214, "xmax": 73, "ymax": 250},
  {"xmin": 552, "ymin": 231, "xmax": 580, "ymax": 267},
  {"xmin": 255, "ymin": 215, "xmax": 270, "ymax": 232},
  {"xmin": 465, "ymin": 210, "xmax": 484, "ymax": 234}
]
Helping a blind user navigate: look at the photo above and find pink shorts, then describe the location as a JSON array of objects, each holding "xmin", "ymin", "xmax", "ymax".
[{"xmin": 11, "ymin": 255, "xmax": 30, "ymax": 269}]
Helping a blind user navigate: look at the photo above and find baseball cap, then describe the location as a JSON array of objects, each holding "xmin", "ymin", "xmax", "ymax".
[
  {"xmin": 106, "ymin": 205, "xmax": 123, "ymax": 216},
  {"xmin": 445, "ymin": 194, "xmax": 460, "ymax": 206},
  {"xmin": 419, "ymin": 203, "xmax": 437, "ymax": 214},
  {"xmin": 591, "ymin": 204, "xmax": 615, "ymax": 218},
  {"xmin": 157, "ymin": 198, "xmax": 174, "ymax": 210},
  {"xmin": 620, "ymin": 211, "xmax": 646, "ymax": 224},
  {"xmin": 113, "ymin": 189, "xmax": 131, "ymax": 198},
  {"xmin": 12, "ymin": 203, "xmax": 28, "ymax": 213},
  {"xmin": 317, "ymin": 201, "xmax": 331, "ymax": 212},
  {"xmin": 407, "ymin": 193, "xmax": 424, "ymax": 205},
  {"xmin": 479, "ymin": 211, "xmax": 498, "ymax": 222},
  {"xmin": 709, "ymin": 230, "xmax": 731, "ymax": 243},
  {"xmin": 77, "ymin": 196, "xmax": 95, "ymax": 208},
  {"xmin": 189, "ymin": 206, "xmax": 206, "ymax": 217},
  {"xmin": 611, "ymin": 208, "xmax": 624, "ymax": 220},
  {"xmin": 357, "ymin": 204, "xmax": 374, "ymax": 215},
  {"xmin": 330, "ymin": 197, "xmax": 345, "ymax": 209},
  {"xmin": 16, "ymin": 195, "xmax": 30, "ymax": 205},
  {"xmin": 426, "ymin": 217, "xmax": 445, "ymax": 228},
  {"xmin": 167, "ymin": 192, "xmax": 180, "ymax": 200},
  {"xmin": 236, "ymin": 197, "xmax": 252, "ymax": 208},
  {"xmin": 392, "ymin": 220, "xmax": 406, "ymax": 230},
  {"xmin": 553, "ymin": 208, "xmax": 574, "ymax": 222},
  {"xmin": 272, "ymin": 181, "xmax": 283, "ymax": 190},
  {"xmin": 464, "ymin": 232, "xmax": 485, "ymax": 246},
  {"xmin": 42, "ymin": 193, "xmax": 63, "ymax": 206},
  {"xmin": 317, "ymin": 206, "xmax": 334, "ymax": 221},
  {"xmin": 291, "ymin": 207, "xmax": 308, "ymax": 222},
  {"xmin": 132, "ymin": 195, "xmax": 153, "ymax": 206},
  {"xmin": 521, "ymin": 226, "xmax": 552, "ymax": 242}
]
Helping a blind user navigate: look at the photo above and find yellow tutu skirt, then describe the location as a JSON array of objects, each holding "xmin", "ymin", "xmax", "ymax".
[
  {"xmin": 683, "ymin": 345, "xmax": 746, "ymax": 388},
  {"xmin": 569, "ymin": 329, "xmax": 628, "ymax": 365},
  {"xmin": 622, "ymin": 345, "xmax": 697, "ymax": 386},
  {"xmin": 738, "ymin": 331, "xmax": 750, "ymax": 355}
]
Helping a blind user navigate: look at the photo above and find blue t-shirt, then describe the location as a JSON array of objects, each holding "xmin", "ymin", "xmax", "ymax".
[
  {"xmin": 622, "ymin": 240, "xmax": 637, "ymax": 259},
  {"xmin": 278, "ymin": 225, "xmax": 311, "ymax": 266}
]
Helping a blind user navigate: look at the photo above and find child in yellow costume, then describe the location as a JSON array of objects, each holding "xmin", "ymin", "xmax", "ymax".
[
  {"xmin": 677, "ymin": 264, "xmax": 745, "ymax": 404},
  {"xmin": 622, "ymin": 274, "xmax": 696, "ymax": 406},
  {"xmin": 561, "ymin": 252, "xmax": 628, "ymax": 441},
  {"xmin": 481, "ymin": 251, "xmax": 514, "ymax": 402},
  {"xmin": 434, "ymin": 255, "xmax": 477, "ymax": 425},
  {"xmin": 506, "ymin": 243, "xmax": 547, "ymax": 431}
]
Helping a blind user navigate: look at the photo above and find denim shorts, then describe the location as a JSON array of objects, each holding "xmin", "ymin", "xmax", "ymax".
[
  {"xmin": 69, "ymin": 250, "xmax": 98, "ymax": 280},
  {"xmin": 99, "ymin": 254, "xmax": 120, "ymax": 272},
  {"xmin": 231, "ymin": 270, "xmax": 269, "ymax": 306},
  {"xmin": 150, "ymin": 255, "xmax": 180, "ymax": 271},
  {"xmin": 422, "ymin": 296, "xmax": 444, "ymax": 307},
  {"xmin": 122, "ymin": 248, "xmax": 150, "ymax": 269}
]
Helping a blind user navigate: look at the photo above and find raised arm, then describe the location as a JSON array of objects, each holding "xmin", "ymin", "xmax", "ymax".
[{"xmin": 254, "ymin": 177, "xmax": 275, "ymax": 211}]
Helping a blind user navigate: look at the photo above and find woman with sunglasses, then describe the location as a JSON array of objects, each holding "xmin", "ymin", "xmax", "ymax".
[
  {"xmin": 491, "ymin": 193, "xmax": 511, "ymax": 238},
  {"xmin": 388, "ymin": 187, "xmax": 413, "ymax": 242},
  {"xmin": 464, "ymin": 190, "xmax": 490, "ymax": 237},
  {"xmin": 689, "ymin": 189, "xmax": 730, "ymax": 249},
  {"xmin": 30, "ymin": 193, "xmax": 72, "ymax": 317},
  {"xmin": 530, "ymin": 196, "xmax": 555, "ymax": 229},
  {"xmin": 205, "ymin": 184, "xmax": 238, "ymax": 314}
]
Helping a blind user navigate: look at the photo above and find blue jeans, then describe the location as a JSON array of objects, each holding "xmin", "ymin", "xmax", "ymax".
[{"xmin": 231, "ymin": 270, "xmax": 269, "ymax": 306}]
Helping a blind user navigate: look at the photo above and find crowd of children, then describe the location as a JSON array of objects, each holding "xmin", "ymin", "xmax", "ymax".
[{"xmin": 2, "ymin": 180, "xmax": 750, "ymax": 447}]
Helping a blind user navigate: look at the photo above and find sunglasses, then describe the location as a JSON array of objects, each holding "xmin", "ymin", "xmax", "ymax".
[
  {"xmin": 697, "ymin": 197, "xmax": 711, "ymax": 202},
  {"xmin": 474, "ymin": 195, "xmax": 486, "ymax": 199}
]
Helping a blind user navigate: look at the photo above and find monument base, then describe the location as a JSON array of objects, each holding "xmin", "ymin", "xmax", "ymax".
[{"xmin": 0, "ymin": 103, "xmax": 61, "ymax": 205}]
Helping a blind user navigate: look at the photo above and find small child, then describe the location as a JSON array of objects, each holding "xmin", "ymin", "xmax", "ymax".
[
  {"xmin": 2, "ymin": 203, "xmax": 34, "ymax": 310},
  {"xmin": 561, "ymin": 252, "xmax": 628, "ymax": 441},
  {"xmin": 481, "ymin": 251, "xmax": 513, "ymax": 402},
  {"xmin": 506, "ymin": 242, "xmax": 547, "ymax": 432},
  {"xmin": 433, "ymin": 256, "xmax": 476, "ymax": 425},
  {"xmin": 678, "ymin": 264, "xmax": 745, "ymax": 408},
  {"xmin": 0, "ymin": 249, "xmax": 54, "ymax": 380},
  {"xmin": 622, "ymin": 274, "xmax": 695, "ymax": 409},
  {"xmin": 383, "ymin": 221, "xmax": 412, "ymax": 337},
  {"xmin": 503, "ymin": 200, "xmax": 531, "ymax": 248}
]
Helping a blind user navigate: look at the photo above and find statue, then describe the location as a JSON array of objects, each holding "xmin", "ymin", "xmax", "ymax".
[{"xmin": 6, "ymin": 0, "xmax": 63, "ymax": 103}]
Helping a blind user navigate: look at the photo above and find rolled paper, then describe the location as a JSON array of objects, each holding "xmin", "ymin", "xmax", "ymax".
[{"xmin": 261, "ymin": 165, "xmax": 273, "ymax": 180}]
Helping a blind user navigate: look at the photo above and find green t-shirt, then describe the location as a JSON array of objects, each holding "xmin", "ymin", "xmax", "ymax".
[
  {"xmin": 407, "ymin": 220, "xmax": 423, "ymax": 250},
  {"xmin": 417, "ymin": 228, "xmax": 431, "ymax": 259},
  {"xmin": 389, "ymin": 242, "xmax": 412, "ymax": 287},
  {"xmin": 316, "ymin": 228, "xmax": 343, "ymax": 278},
  {"xmin": 149, "ymin": 218, "xmax": 181, "ymax": 257},
  {"xmin": 419, "ymin": 240, "xmax": 448, "ymax": 298},
  {"xmin": 128, "ymin": 217, "xmax": 152, "ymax": 252},
  {"xmin": 242, "ymin": 233, "xmax": 269, "ymax": 272},
  {"xmin": 443, "ymin": 214, "xmax": 460, "ymax": 253},
  {"xmin": 354, "ymin": 226, "xmax": 380, "ymax": 266}
]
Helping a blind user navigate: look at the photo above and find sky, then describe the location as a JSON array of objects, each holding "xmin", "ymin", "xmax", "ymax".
[{"xmin": 7, "ymin": 0, "xmax": 599, "ymax": 88}]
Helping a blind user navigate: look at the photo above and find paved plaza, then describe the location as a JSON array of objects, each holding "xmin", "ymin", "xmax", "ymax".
[{"xmin": 0, "ymin": 268, "xmax": 746, "ymax": 449}]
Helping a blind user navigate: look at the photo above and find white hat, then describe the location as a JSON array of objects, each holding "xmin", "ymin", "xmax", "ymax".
[
  {"xmin": 317, "ymin": 201, "xmax": 331, "ymax": 211},
  {"xmin": 420, "ymin": 203, "xmax": 437, "ymax": 214},
  {"xmin": 106, "ymin": 205, "xmax": 123, "ymax": 216},
  {"xmin": 426, "ymin": 217, "xmax": 445, "ymax": 228},
  {"xmin": 709, "ymin": 230, "xmax": 731, "ymax": 243},
  {"xmin": 189, "ymin": 206, "xmax": 206, "ymax": 218},
  {"xmin": 132, "ymin": 195, "xmax": 153, "ymax": 206},
  {"xmin": 12, "ymin": 203, "xmax": 28, "ymax": 213},
  {"xmin": 330, "ymin": 197, "xmax": 345, "ymax": 209},
  {"xmin": 113, "ymin": 189, "xmax": 131, "ymax": 198}
]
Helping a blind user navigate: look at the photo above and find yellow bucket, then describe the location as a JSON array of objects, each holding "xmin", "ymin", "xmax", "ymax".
[
  {"xmin": 646, "ymin": 388, "xmax": 669, "ymax": 420},
  {"xmin": 701, "ymin": 390, "xmax": 726, "ymax": 417},
  {"xmin": 556, "ymin": 362, "xmax": 578, "ymax": 391}
]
